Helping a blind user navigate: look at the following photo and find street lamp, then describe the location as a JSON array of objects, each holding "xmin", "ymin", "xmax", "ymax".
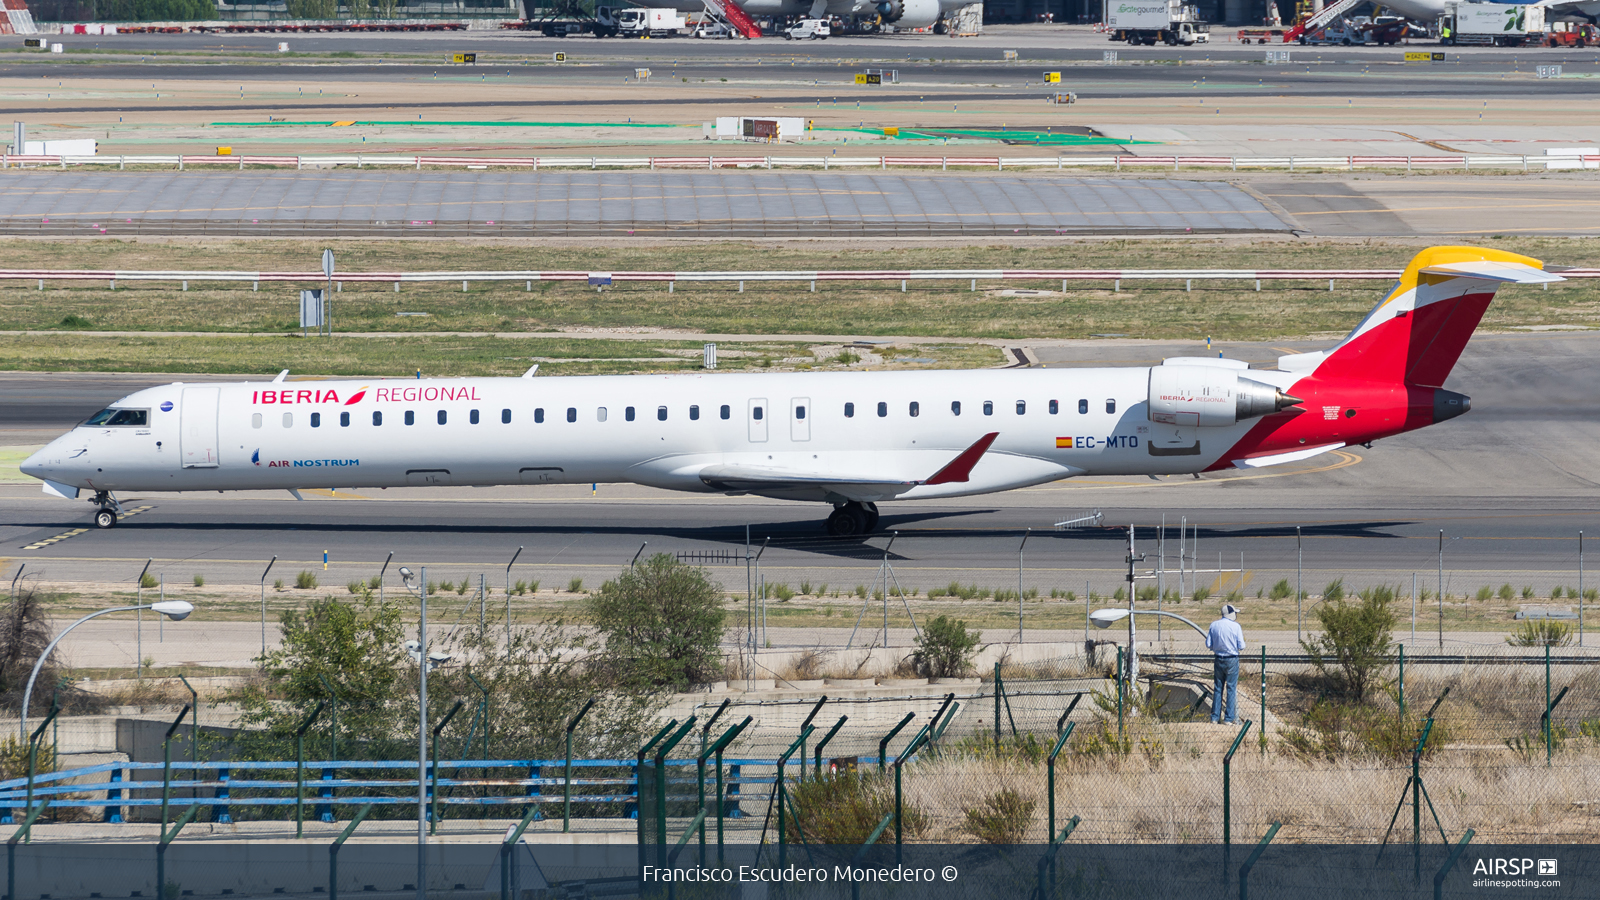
[
  {"xmin": 396, "ymin": 566, "xmax": 429, "ymax": 900},
  {"xmin": 1090, "ymin": 606, "xmax": 1210, "ymax": 693},
  {"xmin": 21, "ymin": 600, "xmax": 193, "ymax": 738}
]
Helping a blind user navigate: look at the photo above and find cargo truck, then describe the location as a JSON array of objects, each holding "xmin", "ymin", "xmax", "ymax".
[
  {"xmin": 1440, "ymin": 2, "xmax": 1545, "ymax": 46},
  {"xmin": 596, "ymin": 7, "xmax": 687, "ymax": 38},
  {"xmin": 1107, "ymin": 1, "xmax": 1210, "ymax": 45}
]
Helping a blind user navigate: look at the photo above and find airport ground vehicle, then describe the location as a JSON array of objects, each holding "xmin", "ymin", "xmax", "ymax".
[
  {"xmin": 24, "ymin": 248, "xmax": 1562, "ymax": 537},
  {"xmin": 1440, "ymin": 1, "xmax": 1545, "ymax": 45},
  {"xmin": 1544, "ymin": 21, "xmax": 1597, "ymax": 46},
  {"xmin": 1108, "ymin": 0, "xmax": 1210, "ymax": 44},
  {"xmin": 597, "ymin": 7, "xmax": 688, "ymax": 37},
  {"xmin": 695, "ymin": 20, "xmax": 733, "ymax": 37},
  {"xmin": 784, "ymin": 18, "xmax": 831, "ymax": 39}
]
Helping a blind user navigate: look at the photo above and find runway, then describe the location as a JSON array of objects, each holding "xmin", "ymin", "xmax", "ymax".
[{"xmin": 4, "ymin": 331, "xmax": 1597, "ymax": 598}]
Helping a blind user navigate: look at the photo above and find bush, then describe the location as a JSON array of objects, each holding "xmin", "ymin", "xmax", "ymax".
[
  {"xmin": 963, "ymin": 788, "xmax": 1037, "ymax": 844},
  {"xmin": 273, "ymin": 578, "xmax": 284, "ymax": 590},
  {"xmin": 1269, "ymin": 579, "xmax": 1292, "ymax": 600},
  {"xmin": 192, "ymin": 574, "xmax": 204, "ymax": 587},
  {"xmin": 568, "ymin": 577, "xmax": 585, "ymax": 593},
  {"xmin": 1506, "ymin": 618, "xmax": 1573, "ymax": 647},
  {"xmin": 1477, "ymin": 586, "xmax": 1494, "ymax": 602},
  {"xmin": 907, "ymin": 615, "xmax": 980, "ymax": 679},
  {"xmin": 785, "ymin": 769, "xmax": 922, "ymax": 845},
  {"xmin": 1322, "ymin": 579, "xmax": 1345, "ymax": 603},
  {"xmin": 1191, "ymin": 586, "xmax": 1211, "ymax": 603},
  {"xmin": 456, "ymin": 581, "xmax": 469, "ymax": 595},
  {"xmin": 367, "ymin": 576, "xmax": 382, "ymax": 590},
  {"xmin": 346, "ymin": 581, "xmax": 364, "ymax": 595},
  {"xmin": 799, "ymin": 581, "xmax": 812, "ymax": 596},
  {"xmin": 771, "ymin": 583, "xmax": 795, "ymax": 602},
  {"xmin": 1300, "ymin": 586, "xmax": 1395, "ymax": 703},
  {"xmin": 295, "ymin": 571, "xmax": 318, "ymax": 590},
  {"xmin": 141, "ymin": 572, "xmax": 159, "ymax": 589},
  {"xmin": 1281, "ymin": 698, "xmax": 1451, "ymax": 763},
  {"xmin": 587, "ymin": 554, "xmax": 725, "ymax": 690}
]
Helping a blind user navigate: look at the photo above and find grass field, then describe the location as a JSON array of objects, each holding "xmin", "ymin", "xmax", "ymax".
[{"xmin": 2, "ymin": 239, "xmax": 1596, "ymax": 368}]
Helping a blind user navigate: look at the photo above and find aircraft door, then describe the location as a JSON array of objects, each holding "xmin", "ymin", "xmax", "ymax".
[
  {"xmin": 179, "ymin": 387, "xmax": 220, "ymax": 468},
  {"xmin": 1147, "ymin": 411, "xmax": 1201, "ymax": 456},
  {"xmin": 790, "ymin": 397, "xmax": 810, "ymax": 441},
  {"xmin": 748, "ymin": 398, "xmax": 768, "ymax": 442}
]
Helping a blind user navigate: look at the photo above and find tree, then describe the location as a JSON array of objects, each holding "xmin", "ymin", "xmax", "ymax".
[
  {"xmin": 0, "ymin": 583, "xmax": 98, "ymax": 717},
  {"xmin": 908, "ymin": 615, "xmax": 981, "ymax": 679},
  {"xmin": 587, "ymin": 554, "xmax": 727, "ymax": 690},
  {"xmin": 1300, "ymin": 586, "xmax": 1396, "ymax": 703}
]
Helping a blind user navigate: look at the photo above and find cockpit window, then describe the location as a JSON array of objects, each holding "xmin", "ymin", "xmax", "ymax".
[{"xmin": 85, "ymin": 408, "xmax": 148, "ymax": 427}]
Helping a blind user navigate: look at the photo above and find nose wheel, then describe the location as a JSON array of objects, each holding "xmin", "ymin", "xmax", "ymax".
[
  {"xmin": 825, "ymin": 502, "xmax": 880, "ymax": 537},
  {"xmin": 94, "ymin": 508, "xmax": 118, "ymax": 529}
]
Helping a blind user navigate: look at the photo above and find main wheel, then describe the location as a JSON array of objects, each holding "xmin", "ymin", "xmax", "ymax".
[
  {"xmin": 825, "ymin": 505, "xmax": 868, "ymax": 537},
  {"xmin": 94, "ymin": 508, "xmax": 117, "ymax": 529}
]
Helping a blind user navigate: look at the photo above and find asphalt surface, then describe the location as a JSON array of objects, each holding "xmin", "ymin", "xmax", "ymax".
[{"xmin": 4, "ymin": 331, "xmax": 1597, "ymax": 596}]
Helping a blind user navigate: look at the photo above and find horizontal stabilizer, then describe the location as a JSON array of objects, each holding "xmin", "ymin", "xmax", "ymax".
[
  {"xmin": 1417, "ymin": 261, "xmax": 1564, "ymax": 284},
  {"xmin": 1231, "ymin": 443, "xmax": 1344, "ymax": 470}
]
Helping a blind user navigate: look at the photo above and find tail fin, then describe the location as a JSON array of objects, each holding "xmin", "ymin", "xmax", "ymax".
[{"xmin": 1279, "ymin": 246, "xmax": 1562, "ymax": 387}]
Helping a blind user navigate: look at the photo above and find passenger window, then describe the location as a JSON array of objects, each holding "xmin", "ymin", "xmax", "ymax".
[
  {"xmin": 597, "ymin": 407, "xmax": 608, "ymax": 422},
  {"xmin": 340, "ymin": 411, "xmax": 350, "ymax": 427},
  {"xmin": 845, "ymin": 402, "xmax": 855, "ymax": 418},
  {"xmin": 1078, "ymin": 399, "xmax": 1088, "ymax": 414},
  {"xmin": 720, "ymin": 405, "xmax": 731, "ymax": 420},
  {"xmin": 437, "ymin": 410, "xmax": 447, "ymax": 425},
  {"xmin": 311, "ymin": 412, "xmax": 321, "ymax": 428},
  {"xmin": 877, "ymin": 402, "xmax": 887, "ymax": 418},
  {"xmin": 1106, "ymin": 399, "xmax": 1117, "ymax": 414},
  {"xmin": 795, "ymin": 405, "xmax": 805, "ymax": 420},
  {"xmin": 1016, "ymin": 401, "xmax": 1026, "ymax": 415},
  {"xmin": 373, "ymin": 411, "xmax": 383, "ymax": 426},
  {"xmin": 951, "ymin": 401, "xmax": 961, "ymax": 416},
  {"xmin": 252, "ymin": 413, "xmax": 262, "ymax": 429},
  {"xmin": 983, "ymin": 401, "xmax": 994, "ymax": 416},
  {"xmin": 404, "ymin": 411, "xmax": 415, "ymax": 426},
  {"xmin": 470, "ymin": 409, "xmax": 480, "ymax": 425},
  {"xmin": 566, "ymin": 407, "xmax": 577, "ymax": 423},
  {"xmin": 753, "ymin": 407, "xmax": 763, "ymax": 421},
  {"xmin": 283, "ymin": 412, "xmax": 293, "ymax": 428},
  {"xmin": 501, "ymin": 409, "xmax": 511, "ymax": 424},
  {"xmin": 657, "ymin": 406, "xmax": 668, "ymax": 421},
  {"xmin": 1049, "ymin": 400, "xmax": 1059, "ymax": 415},
  {"xmin": 626, "ymin": 406, "xmax": 636, "ymax": 422},
  {"xmin": 691, "ymin": 405, "xmax": 700, "ymax": 421},
  {"xmin": 909, "ymin": 401, "xmax": 919, "ymax": 417},
  {"xmin": 534, "ymin": 408, "xmax": 545, "ymax": 424}
]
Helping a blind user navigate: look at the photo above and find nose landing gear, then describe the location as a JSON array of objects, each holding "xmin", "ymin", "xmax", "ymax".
[
  {"xmin": 824, "ymin": 501, "xmax": 880, "ymax": 537},
  {"xmin": 90, "ymin": 490, "xmax": 122, "ymax": 529}
]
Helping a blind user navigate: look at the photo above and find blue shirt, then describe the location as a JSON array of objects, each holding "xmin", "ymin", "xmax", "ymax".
[{"xmin": 1206, "ymin": 618, "xmax": 1246, "ymax": 657}]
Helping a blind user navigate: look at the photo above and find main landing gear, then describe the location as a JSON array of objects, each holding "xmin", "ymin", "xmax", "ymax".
[
  {"xmin": 91, "ymin": 491, "xmax": 122, "ymax": 529},
  {"xmin": 825, "ymin": 501, "xmax": 880, "ymax": 537}
]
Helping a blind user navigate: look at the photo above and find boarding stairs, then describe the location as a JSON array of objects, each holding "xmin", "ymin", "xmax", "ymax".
[
  {"xmin": 702, "ymin": 0, "xmax": 763, "ymax": 38},
  {"xmin": 1284, "ymin": 0, "xmax": 1363, "ymax": 41}
]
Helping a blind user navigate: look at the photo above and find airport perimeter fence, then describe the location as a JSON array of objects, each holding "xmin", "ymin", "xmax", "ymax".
[{"xmin": 4, "ymin": 646, "xmax": 1597, "ymax": 850}]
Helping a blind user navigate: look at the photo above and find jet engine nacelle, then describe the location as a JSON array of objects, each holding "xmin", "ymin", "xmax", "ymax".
[
  {"xmin": 1148, "ymin": 365, "xmax": 1302, "ymax": 428},
  {"xmin": 876, "ymin": 0, "xmax": 942, "ymax": 27}
]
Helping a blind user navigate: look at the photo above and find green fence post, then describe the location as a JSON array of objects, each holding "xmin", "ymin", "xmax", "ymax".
[
  {"xmin": 878, "ymin": 712, "xmax": 916, "ymax": 773},
  {"xmin": 1116, "ymin": 646, "xmax": 1125, "ymax": 739},
  {"xmin": 429, "ymin": 700, "xmax": 464, "ymax": 835},
  {"xmin": 466, "ymin": 672, "xmax": 490, "ymax": 789},
  {"xmin": 1545, "ymin": 644, "xmax": 1552, "ymax": 764},
  {"xmin": 501, "ymin": 803, "xmax": 542, "ymax": 900},
  {"xmin": 1541, "ymin": 685, "xmax": 1570, "ymax": 769},
  {"xmin": 7, "ymin": 799, "xmax": 49, "ymax": 900},
  {"xmin": 23, "ymin": 700, "xmax": 59, "ymax": 843},
  {"xmin": 812, "ymin": 715, "xmax": 848, "ymax": 778},
  {"xmin": 328, "ymin": 803, "xmax": 373, "ymax": 900},
  {"xmin": 293, "ymin": 701, "xmax": 326, "ymax": 839},
  {"xmin": 655, "ymin": 718, "xmax": 698, "ymax": 873},
  {"xmin": 635, "ymin": 719, "xmax": 677, "ymax": 890},
  {"xmin": 698, "ymin": 716, "xmax": 750, "ymax": 865},
  {"xmin": 849, "ymin": 812, "xmax": 897, "ymax": 900},
  {"xmin": 774, "ymin": 726, "xmax": 813, "ymax": 873},
  {"xmin": 1047, "ymin": 722, "xmax": 1076, "ymax": 842},
  {"xmin": 1222, "ymin": 719, "xmax": 1253, "ymax": 884},
  {"xmin": 160, "ymin": 704, "xmax": 192, "ymax": 840},
  {"xmin": 892, "ymin": 716, "xmax": 938, "ymax": 862},
  {"xmin": 1259, "ymin": 646, "xmax": 1267, "ymax": 754},
  {"xmin": 155, "ymin": 805, "xmax": 199, "ymax": 900},
  {"xmin": 1238, "ymin": 821, "xmax": 1281, "ymax": 900},
  {"xmin": 1036, "ymin": 814, "xmax": 1081, "ymax": 898},
  {"xmin": 563, "ymin": 697, "xmax": 596, "ymax": 833},
  {"xmin": 1432, "ymin": 828, "xmax": 1476, "ymax": 900},
  {"xmin": 797, "ymin": 697, "xmax": 826, "ymax": 782},
  {"xmin": 317, "ymin": 674, "xmax": 339, "ymax": 821},
  {"xmin": 993, "ymin": 661, "xmax": 1002, "ymax": 752}
]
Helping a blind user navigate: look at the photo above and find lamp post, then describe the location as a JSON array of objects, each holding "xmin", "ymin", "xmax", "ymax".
[
  {"xmin": 1089, "ymin": 606, "xmax": 1209, "ymax": 645},
  {"xmin": 259, "ymin": 556, "xmax": 276, "ymax": 658},
  {"xmin": 396, "ymin": 566, "xmax": 444, "ymax": 900},
  {"xmin": 22, "ymin": 600, "xmax": 194, "ymax": 738}
]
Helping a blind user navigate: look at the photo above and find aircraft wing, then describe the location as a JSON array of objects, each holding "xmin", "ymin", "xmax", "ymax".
[
  {"xmin": 1539, "ymin": 0, "xmax": 1600, "ymax": 19},
  {"xmin": 697, "ymin": 432, "xmax": 1000, "ymax": 493}
]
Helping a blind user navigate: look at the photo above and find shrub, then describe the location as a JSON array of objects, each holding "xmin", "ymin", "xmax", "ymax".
[
  {"xmin": 908, "ymin": 615, "xmax": 980, "ymax": 679},
  {"xmin": 273, "ymin": 578, "xmax": 284, "ymax": 590},
  {"xmin": 59, "ymin": 314, "xmax": 93, "ymax": 328},
  {"xmin": 1322, "ymin": 579, "xmax": 1345, "ymax": 603},
  {"xmin": 1522, "ymin": 585, "xmax": 1535, "ymax": 599},
  {"xmin": 587, "ymin": 554, "xmax": 725, "ymax": 689},
  {"xmin": 1551, "ymin": 586, "xmax": 1565, "ymax": 599},
  {"xmin": 963, "ymin": 788, "xmax": 1037, "ymax": 844},
  {"xmin": 141, "ymin": 573, "xmax": 159, "ymax": 589},
  {"xmin": 1192, "ymin": 586, "xmax": 1211, "ymax": 603},
  {"xmin": 367, "ymin": 576, "xmax": 382, "ymax": 590},
  {"xmin": 346, "ymin": 581, "xmax": 364, "ymax": 595},
  {"xmin": 1300, "ymin": 586, "xmax": 1395, "ymax": 703},
  {"xmin": 1280, "ymin": 698, "xmax": 1451, "ymax": 763},
  {"xmin": 512, "ymin": 579, "xmax": 527, "ymax": 596},
  {"xmin": 456, "ymin": 581, "xmax": 469, "ymax": 595},
  {"xmin": 927, "ymin": 587, "xmax": 945, "ymax": 600},
  {"xmin": 568, "ymin": 577, "xmax": 585, "ymax": 593},
  {"xmin": 1136, "ymin": 586, "xmax": 1158, "ymax": 602},
  {"xmin": 192, "ymin": 574, "xmax": 204, "ymax": 587},
  {"xmin": 815, "ymin": 583, "xmax": 827, "ymax": 597},
  {"xmin": 1506, "ymin": 618, "xmax": 1572, "ymax": 647},
  {"xmin": 1477, "ymin": 586, "xmax": 1494, "ymax": 602},
  {"xmin": 785, "ymin": 770, "xmax": 922, "ymax": 845},
  {"xmin": 295, "ymin": 571, "xmax": 318, "ymax": 590},
  {"xmin": 799, "ymin": 581, "xmax": 812, "ymax": 596},
  {"xmin": 1269, "ymin": 579, "xmax": 1292, "ymax": 600},
  {"xmin": 771, "ymin": 583, "xmax": 795, "ymax": 602}
]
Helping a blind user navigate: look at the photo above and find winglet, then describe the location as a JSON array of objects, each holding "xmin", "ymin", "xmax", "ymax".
[
  {"xmin": 273, "ymin": 369, "xmax": 289, "ymax": 383},
  {"xmin": 924, "ymin": 432, "xmax": 999, "ymax": 485}
]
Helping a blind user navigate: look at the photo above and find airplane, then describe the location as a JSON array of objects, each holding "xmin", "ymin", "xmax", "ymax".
[
  {"xmin": 658, "ymin": 0, "xmax": 968, "ymax": 33},
  {"xmin": 1365, "ymin": 0, "xmax": 1599, "ymax": 26},
  {"xmin": 21, "ymin": 246, "xmax": 1561, "ymax": 538}
]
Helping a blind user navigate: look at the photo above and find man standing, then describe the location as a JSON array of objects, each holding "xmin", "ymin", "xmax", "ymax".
[{"xmin": 1207, "ymin": 603, "xmax": 1246, "ymax": 724}]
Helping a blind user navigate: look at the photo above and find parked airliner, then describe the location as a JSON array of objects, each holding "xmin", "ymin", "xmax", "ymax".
[{"xmin": 21, "ymin": 247, "xmax": 1559, "ymax": 536}]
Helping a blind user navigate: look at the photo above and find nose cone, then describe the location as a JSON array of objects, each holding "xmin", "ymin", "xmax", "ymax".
[{"xmin": 19, "ymin": 447, "xmax": 45, "ymax": 479}]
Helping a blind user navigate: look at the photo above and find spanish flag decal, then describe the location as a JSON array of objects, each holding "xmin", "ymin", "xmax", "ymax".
[{"xmin": 1055, "ymin": 437, "xmax": 1071, "ymax": 448}]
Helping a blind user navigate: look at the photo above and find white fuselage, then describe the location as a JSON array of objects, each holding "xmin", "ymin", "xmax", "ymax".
[{"xmin": 22, "ymin": 368, "xmax": 1289, "ymax": 505}]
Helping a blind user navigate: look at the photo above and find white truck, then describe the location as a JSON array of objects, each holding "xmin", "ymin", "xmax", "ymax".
[
  {"xmin": 596, "ymin": 7, "xmax": 687, "ymax": 38},
  {"xmin": 1440, "ymin": 2, "xmax": 1545, "ymax": 46},
  {"xmin": 1108, "ymin": 1, "xmax": 1210, "ymax": 46}
]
